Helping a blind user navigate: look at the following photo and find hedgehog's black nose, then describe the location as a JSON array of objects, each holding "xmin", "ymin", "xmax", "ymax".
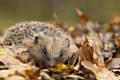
[
  {"xmin": 47, "ymin": 60, "xmax": 56, "ymax": 67},
  {"xmin": 48, "ymin": 63, "xmax": 54, "ymax": 68}
]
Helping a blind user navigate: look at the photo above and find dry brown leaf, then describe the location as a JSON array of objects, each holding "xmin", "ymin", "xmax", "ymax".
[
  {"xmin": 79, "ymin": 36, "xmax": 94, "ymax": 63},
  {"xmin": 81, "ymin": 60, "xmax": 119, "ymax": 80}
]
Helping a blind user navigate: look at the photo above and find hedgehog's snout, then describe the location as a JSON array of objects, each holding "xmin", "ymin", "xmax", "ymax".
[{"xmin": 47, "ymin": 60, "xmax": 55, "ymax": 67}]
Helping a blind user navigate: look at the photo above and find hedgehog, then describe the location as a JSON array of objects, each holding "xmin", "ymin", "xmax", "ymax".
[{"xmin": 3, "ymin": 21, "xmax": 78, "ymax": 67}]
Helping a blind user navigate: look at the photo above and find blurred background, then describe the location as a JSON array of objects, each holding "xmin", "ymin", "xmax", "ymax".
[{"xmin": 0, "ymin": 0, "xmax": 120, "ymax": 30}]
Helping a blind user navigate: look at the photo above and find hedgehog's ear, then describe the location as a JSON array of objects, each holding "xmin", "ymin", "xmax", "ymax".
[
  {"xmin": 34, "ymin": 34, "xmax": 44, "ymax": 44},
  {"xmin": 34, "ymin": 36, "xmax": 39, "ymax": 44}
]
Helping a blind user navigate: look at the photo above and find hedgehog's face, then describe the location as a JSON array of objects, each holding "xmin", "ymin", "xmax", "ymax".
[
  {"xmin": 38, "ymin": 45, "xmax": 69, "ymax": 67},
  {"xmin": 30, "ymin": 34, "xmax": 78, "ymax": 67}
]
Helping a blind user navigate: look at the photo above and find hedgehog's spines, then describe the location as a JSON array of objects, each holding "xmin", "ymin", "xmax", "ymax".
[{"xmin": 3, "ymin": 21, "xmax": 78, "ymax": 67}]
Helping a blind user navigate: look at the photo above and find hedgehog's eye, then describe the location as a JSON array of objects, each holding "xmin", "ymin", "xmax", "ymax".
[
  {"xmin": 59, "ymin": 53, "xmax": 63, "ymax": 57},
  {"xmin": 42, "ymin": 48, "xmax": 48, "ymax": 54},
  {"xmin": 6, "ymin": 42, "xmax": 12, "ymax": 46}
]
